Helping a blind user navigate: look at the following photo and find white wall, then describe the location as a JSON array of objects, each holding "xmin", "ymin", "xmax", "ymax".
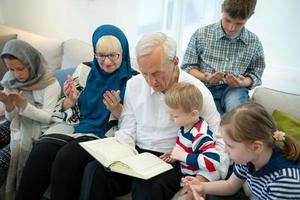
[
  {"xmin": 0, "ymin": 6, "xmax": 4, "ymax": 24},
  {"xmin": 246, "ymin": 0, "xmax": 300, "ymax": 94},
  {"xmin": 0, "ymin": 0, "xmax": 299, "ymax": 93},
  {"xmin": 0, "ymin": 0, "xmax": 139, "ymax": 53}
]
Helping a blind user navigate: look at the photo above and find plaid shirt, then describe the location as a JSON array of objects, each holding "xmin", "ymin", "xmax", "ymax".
[{"xmin": 181, "ymin": 21, "xmax": 265, "ymax": 89}]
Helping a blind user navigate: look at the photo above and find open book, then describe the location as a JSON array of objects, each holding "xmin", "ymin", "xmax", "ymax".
[{"xmin": 80, "ymin": 138, "xmax": 173, "ymax": 180}]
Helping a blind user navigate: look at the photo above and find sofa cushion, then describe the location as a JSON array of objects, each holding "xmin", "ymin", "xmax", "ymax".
[
  {"xmin": 251, "ymin": 87, "xmax": 300, "ymax": 119},
  {"xmin": 61, "ymin": 39, "xmax": 93, "ymax": 70},
  {"xmin": 29, "ymin": 39, "xmax": 63, "ymax": 72},
  {"xmin": 272, "ymin": 109, "xmax": 300, "ymax": 143},
  {"xmin": 0, "ymin": 34, "xmax": 18, "ymax": 79},
  {"xmin": 54, "ymin": 67, "xmax": 76, "ymax": 95},
  {"xmin": 0, "ymin": 25, "xmax": 63, "ymax": 72}
]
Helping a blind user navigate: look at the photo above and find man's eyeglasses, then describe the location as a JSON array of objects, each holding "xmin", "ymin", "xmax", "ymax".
[{"xmin": 94, "ymin": 53, "xmax": 120, "ymax": 62}]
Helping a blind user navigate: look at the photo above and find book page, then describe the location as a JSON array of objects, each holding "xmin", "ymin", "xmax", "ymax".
[
  {"xmin": 112, "ymin": 152, "xmax": 173, "ymax": 179},
  {"xmin": 80, "ymin": 138, "xmax": 138, "ymax": 167}
]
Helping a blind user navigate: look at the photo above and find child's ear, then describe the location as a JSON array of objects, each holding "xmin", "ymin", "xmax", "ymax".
[
  {"xmin": 191, "ymin": 109, "xmax": 199, "ymax": 119},
  {"xmin": 252, "ymin": 140, "xmax": 264, "ymax": 153}
]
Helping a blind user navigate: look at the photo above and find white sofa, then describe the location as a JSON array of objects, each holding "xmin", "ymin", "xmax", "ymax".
[
  {"xmin": 251, "ymin": 87, "xmax": 300, "ymax": 119},
  {"xmin": 0, "ymin": 24, "xmax": 94, "ymax": 73}
]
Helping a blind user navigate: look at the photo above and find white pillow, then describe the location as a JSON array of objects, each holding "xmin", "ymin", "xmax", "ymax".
[
  {"xmin": 61, "ymin": 39, "xmax": 93, "ymax": 69},
  {"xmin": 72, "ymin": 63, "xmax": 91, "ymax": 87},
  {"xmin": 0, "ymin": 25, "xmax": 63, "ymax": 71}
]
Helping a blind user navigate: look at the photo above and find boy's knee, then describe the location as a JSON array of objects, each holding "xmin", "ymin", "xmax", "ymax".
[{"xmin": 225, "ymin": 88, "xmax": 249, "ymax": 112}]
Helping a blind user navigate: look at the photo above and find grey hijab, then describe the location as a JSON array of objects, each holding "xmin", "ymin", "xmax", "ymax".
[{"xmin": 0, "ymin": 39, "xmax": 55, "ymax": 90}]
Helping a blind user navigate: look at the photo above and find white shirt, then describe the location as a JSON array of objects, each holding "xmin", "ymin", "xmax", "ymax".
[{"xmin": 115, "ymin": 69, "xmax": 221, "ymax": 153}]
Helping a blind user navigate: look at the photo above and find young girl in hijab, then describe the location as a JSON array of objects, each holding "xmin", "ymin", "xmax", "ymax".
[
  {"xmin": 0, "ymin": 39, "xmax": 61, "ymax": 192},
  {"xmin": 16, "ymin": 24, "xmax": 132, "ymax": 200},
  {"xmin": 184, "ymin": 102, "xmax": 300, "ymax": 200}
]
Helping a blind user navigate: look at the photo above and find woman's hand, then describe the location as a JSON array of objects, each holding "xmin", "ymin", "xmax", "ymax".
[
  {"xmin": 0, "ymin": 91, "xmax": 15, "ymax": 112},
  {"xmin": 63, "ymin": 75, "xmax": 78, "ymax": 109},
  {"xmin": 103, "ymin": 90, "xmax": 122, "ymax": 118},
  {"xmin": 8, "ymin": 91, "xmax": 28, "ymax": 110},
  {"xmin": 0, "ymin": 91, "xmax": 9, "ymax": 104}
]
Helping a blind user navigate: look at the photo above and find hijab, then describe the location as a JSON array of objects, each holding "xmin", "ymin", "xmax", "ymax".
[
  {"xmin": 0, "ymin": 39, "xmax": 55, "ymax": 91},
  {"xmin": 74, "ymin": 24, "xmax": 132, "ymax": 137}
]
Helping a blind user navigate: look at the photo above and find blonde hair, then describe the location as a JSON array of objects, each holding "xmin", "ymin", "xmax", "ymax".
[
  {"xmin": 96, "ymin": 35, "xmax": 122, "ymax": 54},
  {"xmin": 221, "ymin": 102, "xmax": 300, "ymax": 162},
  {"xmin": 165, "ymin": 82, "xmax": 203, "ymax": 113}
]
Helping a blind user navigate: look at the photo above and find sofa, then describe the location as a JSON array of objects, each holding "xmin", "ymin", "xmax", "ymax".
[
  {"xmin": 251, "ymin": 87, "xmax": 300, "ymax": 119},
  {"xmin": 0, "ymin": 24, "xmax": 94, "ymax": 74},
  {"xmin": 1, "ymin": 25, "xmax": 300, "ymax": 200}
]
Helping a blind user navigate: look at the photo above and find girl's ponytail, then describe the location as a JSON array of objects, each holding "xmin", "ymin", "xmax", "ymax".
[
  {"xmin": 273, "ymin": 130, "xmax": 300, "ymax": 162},
  {"xmin": 282, "ymin": 134, "xmax": 300, "ymax": 162}
]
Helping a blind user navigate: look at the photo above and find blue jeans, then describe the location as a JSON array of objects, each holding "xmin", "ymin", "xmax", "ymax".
[{"xmin": 208, "ymin": 85, "xmax": 249, "ymax": 115}]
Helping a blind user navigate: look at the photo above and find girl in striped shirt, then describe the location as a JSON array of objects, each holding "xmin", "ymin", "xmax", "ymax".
[{"xmin": 184, "ymin": 102, "xmax": 300, "ymax": 200}]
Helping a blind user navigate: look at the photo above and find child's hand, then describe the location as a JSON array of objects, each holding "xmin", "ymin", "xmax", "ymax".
[
  {"xmin": 179, "ymin": 185, "xmax": 195, "ymax": 200},
  {"xmin": 103, "ymin": 90, "xmax": 122, "ymax": 118},
  {"xmin": 8, "ymin": 91, "xmax": 28, "ymax": 109},
  {"xmin": 171, "ymin": 146, "xmax": 188, "ymax": 162},
  {"xmin": 225, "ymin": 73, "xmax": 246, "ymax": 87},
  {"xmin": 182, "ymin": 176, "xmax": 206, "ymax": 200},
  {"xmin": 159, "ymin": 152, "xmax": 176, "ymax": 163},
  {"xmin": 204, "ymin": 71, "xmax": 224, "ymax": 85}
]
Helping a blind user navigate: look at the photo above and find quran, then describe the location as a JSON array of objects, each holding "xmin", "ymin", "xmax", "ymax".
[{"xmin": 80, "ymin": 138, "xmax": 173, "ymax": 180}]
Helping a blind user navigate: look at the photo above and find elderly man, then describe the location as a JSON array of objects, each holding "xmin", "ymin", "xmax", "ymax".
[{"xmin": 80, "ymin": 32, "xmax": 229, "ymax": 200}]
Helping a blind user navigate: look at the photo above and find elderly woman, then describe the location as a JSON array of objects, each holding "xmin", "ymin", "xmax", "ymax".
[{"xmin": 15, "ymin": 24, "xmax": 132, "ymax": 200}]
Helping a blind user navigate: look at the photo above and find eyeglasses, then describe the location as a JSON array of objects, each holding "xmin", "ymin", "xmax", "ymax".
[{"xmin": 94, "ymin": 53, "xmax": 120, "ymax": 62}]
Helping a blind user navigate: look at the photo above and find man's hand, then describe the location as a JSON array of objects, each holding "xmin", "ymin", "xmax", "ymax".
[
  {"xmin": 204, "ymin": 71, "xmax": 224, "ymax": 84},
  {"xmin": 170, "ymin": 146, "xmax": 188, "ymax": 162}
]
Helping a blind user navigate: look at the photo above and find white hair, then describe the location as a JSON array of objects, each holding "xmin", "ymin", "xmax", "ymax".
[{"xmin": 135, "ymin": 32, "xmax": 176, "ymax": 62}]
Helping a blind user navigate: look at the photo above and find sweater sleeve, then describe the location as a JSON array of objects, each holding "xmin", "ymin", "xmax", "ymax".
[
  {"xmin": 186, "ymin": 121, "xmax": 220, "ymax": 174},
  {"xmin": 19, "ymin": 81, "xmax": 61, "ymax": 124}
]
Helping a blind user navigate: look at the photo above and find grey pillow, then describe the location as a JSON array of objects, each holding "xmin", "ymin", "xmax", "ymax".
[{"xmin": 0, "ymin": 34, "xmax": 18, "ymax": 80}]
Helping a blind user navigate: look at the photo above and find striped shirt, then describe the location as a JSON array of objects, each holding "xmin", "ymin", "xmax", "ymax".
[
  {"xmin": 181, "ymin": 21, "xmax": 265, "ymax": 89},
  {"xmin": 176, "ymin": 117, "xmax": 220, "ymax": 181},
  {"xmin": 234, "ymin": 149, "xmax": 300, "ymax": 200}
]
